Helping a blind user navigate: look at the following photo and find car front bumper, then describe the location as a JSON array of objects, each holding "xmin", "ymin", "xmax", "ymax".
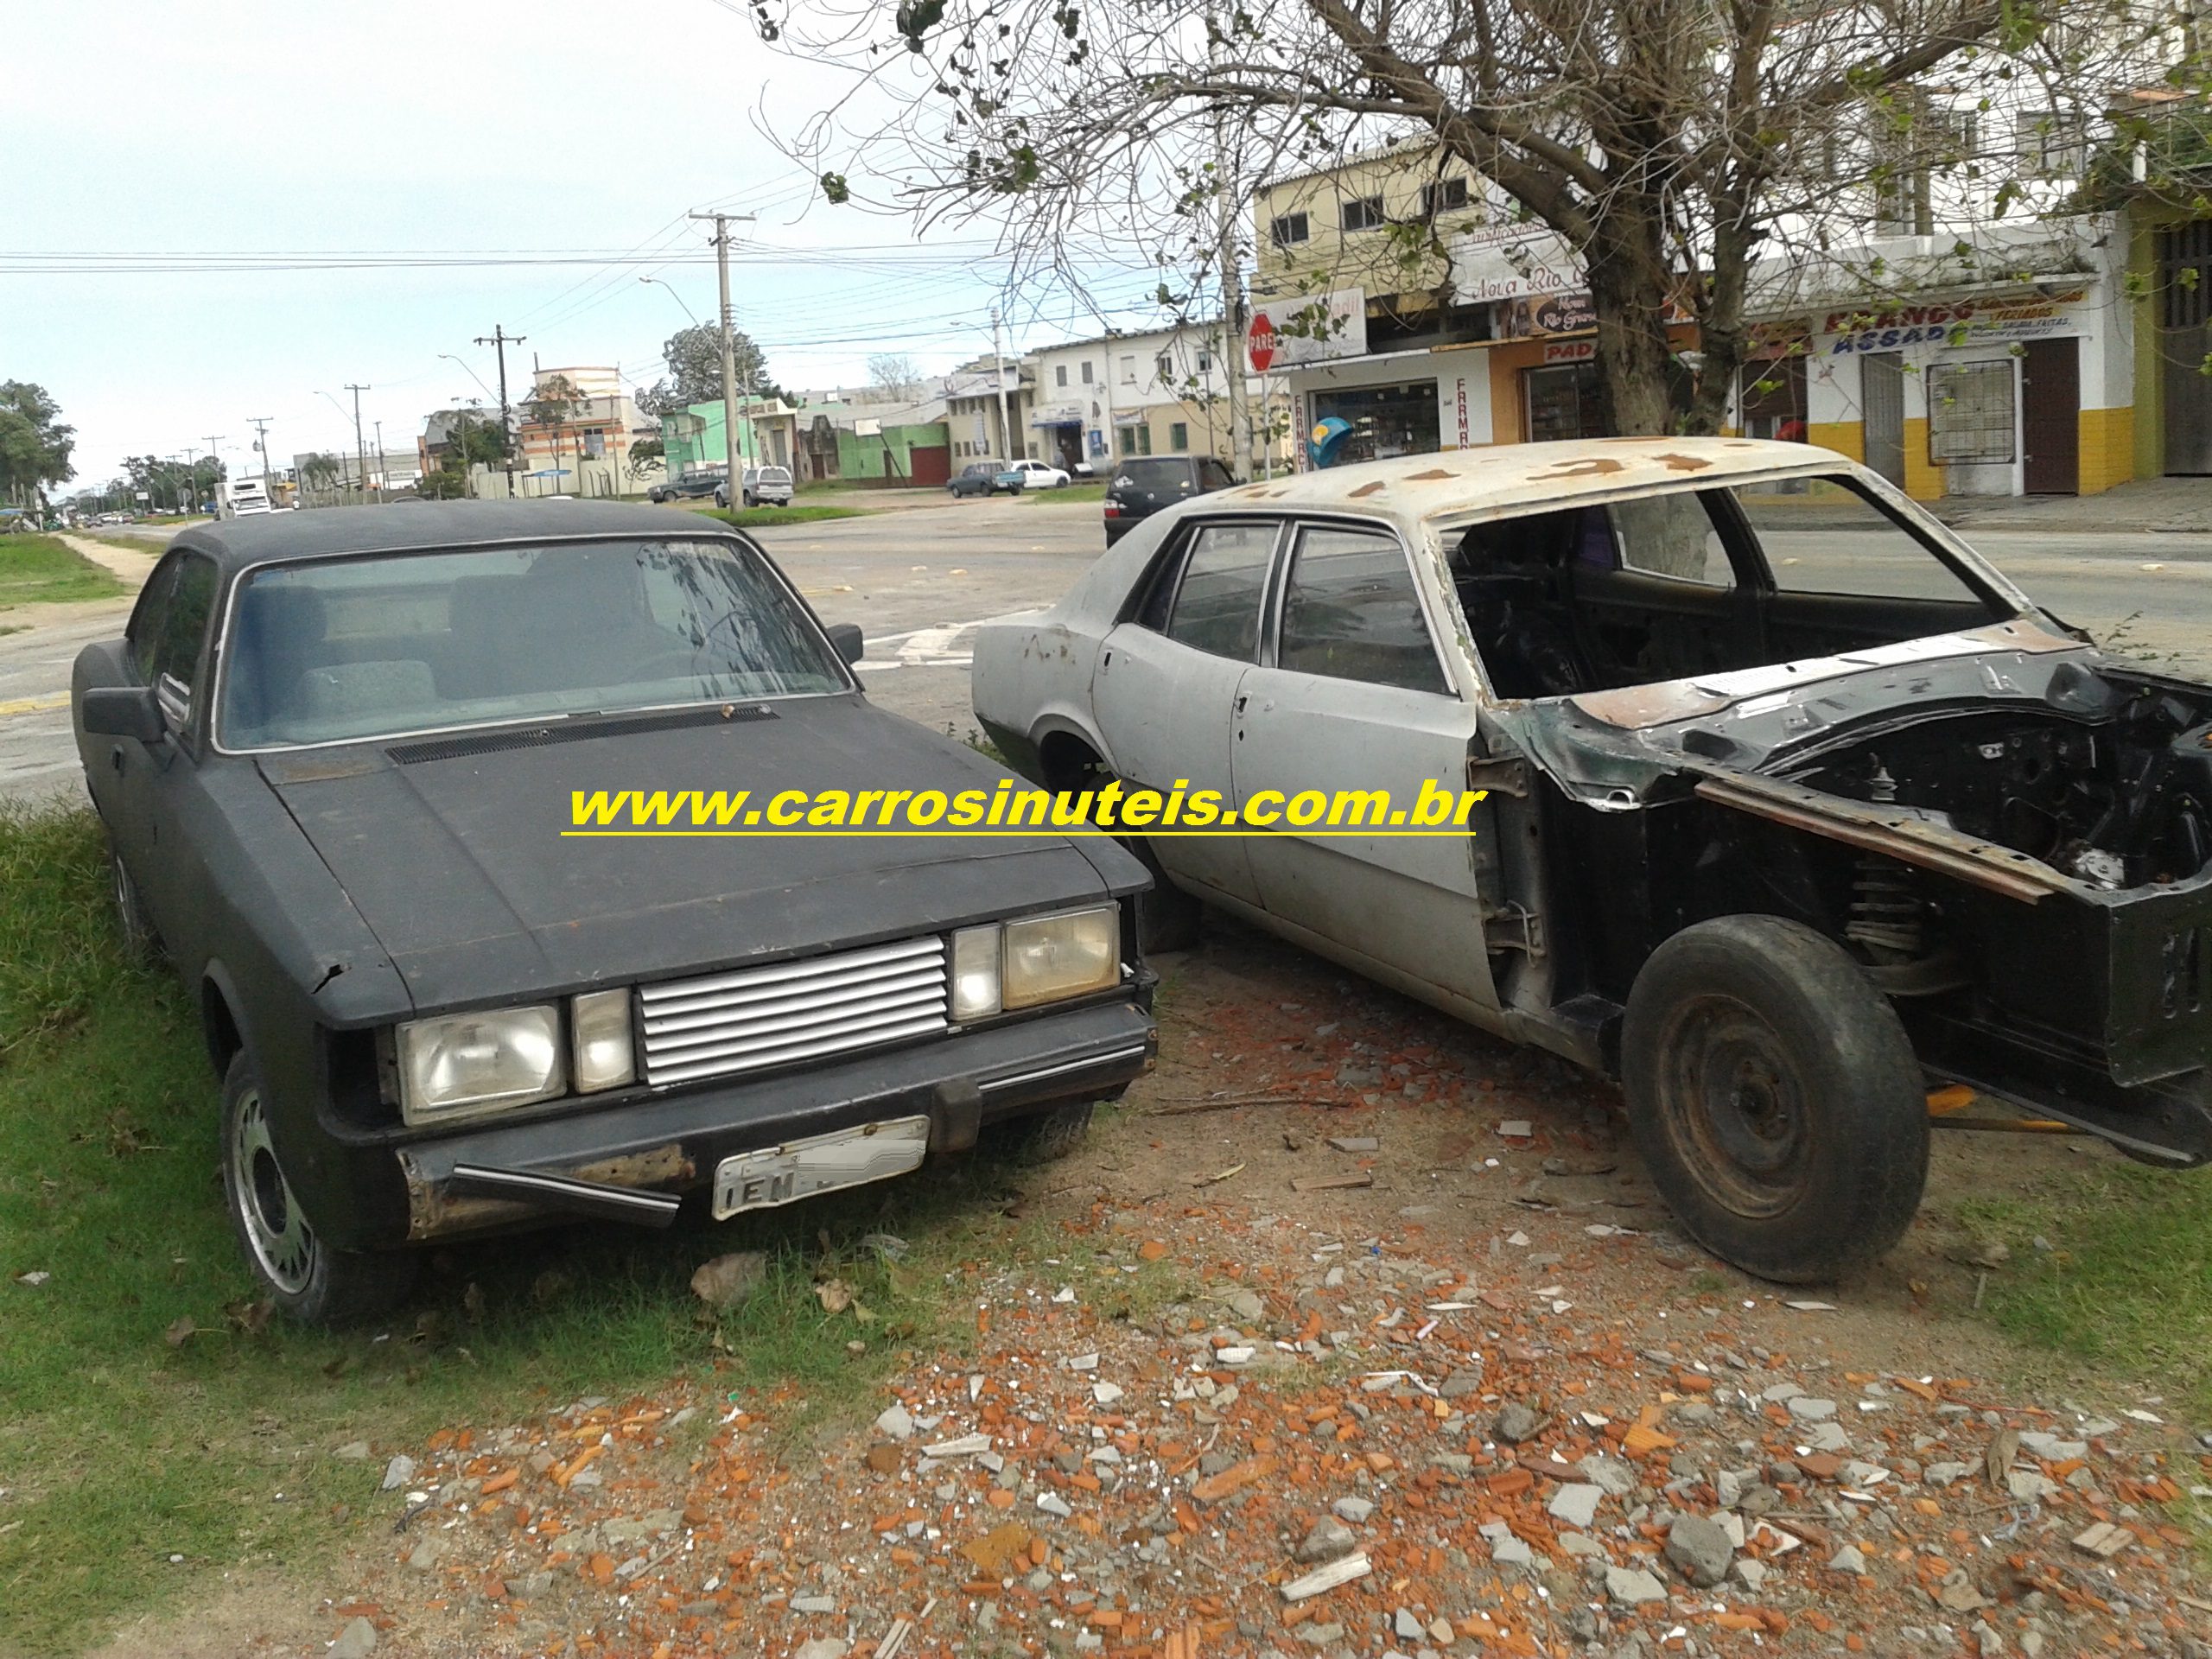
[{"xmin": 386, "ymin": 996, "xmax": 1154, "ymax": 1245}]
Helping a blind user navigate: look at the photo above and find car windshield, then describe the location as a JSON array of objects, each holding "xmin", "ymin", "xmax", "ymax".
[
  {"xmin": 218, "ymin": 537, "xmax": 847, "ymax": 750},
  {"xmin": 1448, "ymin": 475, "xmax": 2019, "ymax": 702}
]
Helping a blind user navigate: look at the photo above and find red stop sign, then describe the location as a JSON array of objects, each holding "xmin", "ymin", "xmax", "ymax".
[{"xmin": 1246, "ymin": 313, "xmax": 1278, "ymax": 372}]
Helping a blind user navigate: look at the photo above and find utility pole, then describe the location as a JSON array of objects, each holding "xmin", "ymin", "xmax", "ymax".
[
  {"xmin": 688, "ymin": 210, "xmax": 757, "ymax": 485},
  {"xmin": 474, "ymin": 326, "xmax": 524, "ymax": 497},
  {"xmin": 373, "ymin": 420, "xmax": 385, "ymax": 498},
  {"xmin": 246, "ymin": 416, "xmax": 274, "ymax": 491},
  {"xmin": 202, "ymin": 436, "xmax": 225, "ymax": 513},
  {"xmin": 1207, "ymin": 11, "xmax": 1251, "ymax": 479},
  {"xmin": 990, "ymin": 305, "xmax": 1015, "ymax": 461},
  {"xmin": 344, "ymin": 384, "xmax": 371, "ymax": 505}
]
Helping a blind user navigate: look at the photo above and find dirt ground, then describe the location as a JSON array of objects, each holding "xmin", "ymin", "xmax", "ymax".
[{"xmin": 83, "ymin": 918, "xmax": 2212, "ymax": 1659}]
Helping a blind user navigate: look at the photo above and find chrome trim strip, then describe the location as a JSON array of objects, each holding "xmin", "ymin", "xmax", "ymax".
[
  {"xmin": 447, "ymin": 1163, "xmax": 682, "ymax": 1227},
  {"xmin": 978, "ymin": 1043, "xmax": 1153, "ymax": 1094}
]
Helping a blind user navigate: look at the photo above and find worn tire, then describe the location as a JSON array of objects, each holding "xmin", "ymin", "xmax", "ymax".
[
  {"xmin": 992, "ymin": 1102, "xmax": 1094, "ymax": 1162},
  {"xmin": 219, "ymin": 1050, "xmax": 417, "ymax": 1326},
  {"xmin": 107, "ymin": 838, "xmax": 161, "ymax": 961},
  {"xmin": 1621, "ymin": 914, "xmax": 1929, "ymax": 1284}
]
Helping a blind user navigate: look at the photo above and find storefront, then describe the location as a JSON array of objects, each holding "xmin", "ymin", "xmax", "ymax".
[
  {"xmin": 1786, "ymin": 273, "xmax": 2129, "ymax": 499},
  {"xmin": 1276, "ymin": 350, "xmax": 1494, "ymax": 468}
]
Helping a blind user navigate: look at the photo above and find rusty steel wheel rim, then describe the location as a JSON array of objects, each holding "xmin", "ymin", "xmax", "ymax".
[{"xmin": 1653, "ymin": 993, "xmax": 1813, "ymax": 1220}]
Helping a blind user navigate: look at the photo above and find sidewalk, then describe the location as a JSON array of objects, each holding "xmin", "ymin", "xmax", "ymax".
[{"xmin": 1931, "ymin": 474, "xmax": 2212, "ymax": 534}]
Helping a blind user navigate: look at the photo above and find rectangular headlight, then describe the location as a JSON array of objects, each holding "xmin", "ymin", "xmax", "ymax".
[
  {"xmin": 1002, "ymin": 905, "xmax": 1119, "ymax": 1009},
  {"xmin": 397, "ymin": 1004, "xmax": 564, "ymax": 1124},
  {"xmin": 950, "ymin": 924, "xmax": 1002, "ymax": 1021},
  {"xmin": 572, "ymin": 988, "xmax": 635, "ymax": 1093}
]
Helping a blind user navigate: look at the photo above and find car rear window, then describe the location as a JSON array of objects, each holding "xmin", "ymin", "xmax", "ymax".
[
  {"xmin": 1116, "ymin": 459, "xmax": 1190, "ymax": 490},
  {"xmin": 218, "ymin": 537, "xmax": 846, "ymax": 750}
]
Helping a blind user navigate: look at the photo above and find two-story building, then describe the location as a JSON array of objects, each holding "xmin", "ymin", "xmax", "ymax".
[{"xmin": 1027, "ymin": 321, "xmax": 1277, "ymax": 473}]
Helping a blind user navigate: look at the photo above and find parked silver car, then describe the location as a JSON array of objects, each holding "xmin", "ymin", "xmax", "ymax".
[
  {"xmin": 722, "ymin": 465, "xmax": 793, "ymax": 509},
  {"xmin": 971, "ymin": 437, "xmax": 2212, "ymax": 1285}
]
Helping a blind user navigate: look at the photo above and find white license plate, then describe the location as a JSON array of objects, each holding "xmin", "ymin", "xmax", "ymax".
[{"xmin": 711, "ymin": 1114, "xmax": 932, "ymax": 1219}]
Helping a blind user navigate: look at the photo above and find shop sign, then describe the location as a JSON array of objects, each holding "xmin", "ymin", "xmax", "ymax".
[
  {"xmin": 1451, "ymin": 225, "xmax": 1583, "ymax": 302},
  {"xmin": 1497, "ymin": 291, "xmax": 1598, "ymax": 340},
  {"xmin": 1247, "ymin": 289, "xmax": 1369, "ymax": 366},
  {"xmin": 1824, "ymin": 289, "xmax": 2087, "ymax": 353},
  {"xmin": 1542, "ymin": 340, "xmax": 1596, "ymax": 365},
  {"xmin": 1448, "ymin": 374, "xmax": 1472, "ymax": 447}
]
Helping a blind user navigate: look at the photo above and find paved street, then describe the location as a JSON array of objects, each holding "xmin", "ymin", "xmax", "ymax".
[{"xmin": 4, "ymin": 499, "xmax": 2211, "ymax": 805}]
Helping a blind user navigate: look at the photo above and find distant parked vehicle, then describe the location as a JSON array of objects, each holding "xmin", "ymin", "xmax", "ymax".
[
  {"xmin": 648, "ymin": 469, "xmax": 726, "ymax": 505},
  {"xmin": 948, "ymin": 460, "xmax": 1007, "ymax": 499},
  {"xmin": 724, "ymin": 466, "xmax": 793, "ymax": 509},
  {"xmin": 995, "ymin": 460, "xmax": 1072, "ymax": 493},
  {"xmin": 1103, "ymin": 455, "xmax": 1236, "ymax": 545}
]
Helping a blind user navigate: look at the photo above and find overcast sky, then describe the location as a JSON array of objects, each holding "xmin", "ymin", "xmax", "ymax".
[{"xmin": 3, "ymin": 0, "xmax": 1156, "ymax": 486}]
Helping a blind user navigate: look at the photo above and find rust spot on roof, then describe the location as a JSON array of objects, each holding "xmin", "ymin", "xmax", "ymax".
[
  {"xmin": 1529, "ymin": 458, "xmax": 1625, "ymax": 480},
  {"xmin": 1651, "ymin": 453, "xmax": 1713, "ymax": 473},
  {"xmin": 1346, "ymin": 480, "xmax": 1387, "ymax": 498},
  {"xmin": 1405, "ymin": 468, "xmax": 1457, "ymax": 481}
]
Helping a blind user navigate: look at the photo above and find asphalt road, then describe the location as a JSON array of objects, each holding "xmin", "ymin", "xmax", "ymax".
[{"xmin": 3, "ymin": 497, "xmax": 2209, "ymax": 805}]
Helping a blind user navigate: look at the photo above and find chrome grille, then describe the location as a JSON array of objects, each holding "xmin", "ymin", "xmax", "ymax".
[{"xmin": 638, "ymin": 937, "xmax": 948, "ymax": 1086}]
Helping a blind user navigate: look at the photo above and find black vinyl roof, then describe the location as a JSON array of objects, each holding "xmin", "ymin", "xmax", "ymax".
[{"xmin": 171, "ymin": 501, "xmax": 743, "ymax": 575}]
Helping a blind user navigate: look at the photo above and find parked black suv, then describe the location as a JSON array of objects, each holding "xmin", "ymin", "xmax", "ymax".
[
  {"xmin": 648, "ymin": 470, "xmax": 725, "ymax": 504},
  {"xmin": 1103, "ymin": 456, "xmax": 1236, "ymax": 545}
]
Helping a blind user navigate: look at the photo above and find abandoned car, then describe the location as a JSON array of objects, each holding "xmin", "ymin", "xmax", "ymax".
[
  {"xmin": 973, "ymin": 437, "xmax": 2212, "ymax": 1282},
  {"xmin": 73, "ymin": 502, "xmax": 1154, "ymax": 1323}
]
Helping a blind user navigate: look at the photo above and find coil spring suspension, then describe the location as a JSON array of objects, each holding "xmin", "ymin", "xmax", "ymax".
[{"xmin": 1847, "ymin": 855, "xmax": 1923, "ymax": 962}]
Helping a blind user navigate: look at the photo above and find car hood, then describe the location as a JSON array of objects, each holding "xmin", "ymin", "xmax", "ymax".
[{"xmin": 257, "ymin": 694, "xmax": 1131, "ymax": 1012}]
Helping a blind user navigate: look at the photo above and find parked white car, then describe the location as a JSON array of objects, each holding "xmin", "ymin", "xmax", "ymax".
[
  {"xmin": 720, "ymin": 465, "xmax": 794, "ymax": 509},
  {"xmin": 997, "ymin": 459, "xmax": 1071, "ymax": 491},
  {"xmin": 969, "ymin": 437, "xmax": 2212, "ymax": 1287}
]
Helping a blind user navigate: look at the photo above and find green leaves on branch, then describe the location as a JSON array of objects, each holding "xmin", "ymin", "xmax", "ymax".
[{"xmin": 897, "ymin": 0, "xmax": 946, "ymax": 51}]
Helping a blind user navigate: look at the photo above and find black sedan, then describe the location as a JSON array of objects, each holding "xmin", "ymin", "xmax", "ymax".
[{"xmin": 73, "ymin": 502, "xmax": 1154, "ymax": 1323}]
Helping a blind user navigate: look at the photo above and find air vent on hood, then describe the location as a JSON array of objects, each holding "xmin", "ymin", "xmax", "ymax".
[{"xmin": 388, "ymin": 703, "xmax": 776, "ymax": 765}]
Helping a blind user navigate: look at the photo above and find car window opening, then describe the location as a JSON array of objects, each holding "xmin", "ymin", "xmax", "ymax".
[
  {"xmin": 1450, "ymin": 476, "xmax": 2014, "ymax": 702},
  {"xmin": 219, "ymin": 537, "xmax": 847, "ymax": 750}
]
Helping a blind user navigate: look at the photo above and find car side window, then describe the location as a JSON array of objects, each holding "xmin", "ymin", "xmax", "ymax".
[
  {"xmin": 1599, "ymin": 494, "xmax": 1735, "ymax": 588},
  {"xmin": 1200, "ymin": 459, "xmax": 1236, "ymax": 490},
  {"xmin": 146, "ymin": 556, "xmax": 219, "ymax": 726},
  {"xmin": 1154, "ymin": 524, "xmax": 1276, "ymax": 661},
  {"xmin": 1277, "ymin": 527, "xmax": 1450, "ymax": 694},
  {"xmin": 125, "ymin": 556, "xmax": 181, "ymax": 683}
]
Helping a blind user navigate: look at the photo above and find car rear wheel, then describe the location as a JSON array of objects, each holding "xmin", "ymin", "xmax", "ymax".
[
  {"xmin": 1621, "ymin": 914, "xmax": 1928, "ymax": 1284},
  {"xmin": 107, "ymin": 839, "xmax": 160, "ymax": 961},
  {"xmin": 220, "ymin": 1050, "xmax": 416, "ymax": 1325}
]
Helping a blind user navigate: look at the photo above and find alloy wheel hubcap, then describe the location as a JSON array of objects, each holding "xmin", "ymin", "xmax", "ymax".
[{"xmin": 232, "ymin": 1088, "xmax": 316, "ymax": 1294}]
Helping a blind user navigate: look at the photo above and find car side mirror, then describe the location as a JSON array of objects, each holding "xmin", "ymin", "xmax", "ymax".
[
  {"xmin": 825, "ymin": 622, "xmax": 865, "ymax": 664},
  {"xmin": 82, "ymin": 684, "xmax": 166, "ymax": 742}
]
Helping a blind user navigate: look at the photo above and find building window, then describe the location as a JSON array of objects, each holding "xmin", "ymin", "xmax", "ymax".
[
  {"xmin": 2018, "ymin": 109, "xmax": 2089, "ymax": 180},
  {"xmin": 1080, "ymin": 360, "xmax": 1094, "ymax": 385},
  {"xmin": 1421, "ymin": 177, "xmax": 1470, "ymax": 216},
  {"xmin": 1196, "ymin": 349, "xmax": 1212, "ymax": 372},
  {"xmin": 1120, "ymin": 354, "xmax": 1136, "ymax": 385},
  {"xmin": 1170, "ymin": 422, "xmax": 1189, "ymax": 452},
  {"xmin": 1928, "ymin": 359, "xmax": 2016, "ymax": 465},
  {"xmin": 1116, "ymin": 423, "xmax": 1152, "ymax": 457},
  {"xmin": 1055, "ymin": 364, "xmax": 1068, "ymax": 387},
  {"xmin": 1340, "ymin": 194, "xmax": 1385, "ymax": 234},
  {"xmin": 1269, "ymin": 212, "xmax": 1311, "ymax": 249},
  {"xmin": 1155, "ymin": 352, "xmax": 1173, "ymax": 381}
]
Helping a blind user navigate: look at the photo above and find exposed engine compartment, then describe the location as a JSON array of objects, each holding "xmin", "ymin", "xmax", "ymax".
[{"xmin": 1779, "ymin": 678, "xmax": 2212, "ymax": 892}]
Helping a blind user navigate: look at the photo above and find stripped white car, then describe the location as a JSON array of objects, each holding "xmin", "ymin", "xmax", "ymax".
[{"xmin": 972, "ymin": 437, "xmax": 2212, "ymax": 1283}]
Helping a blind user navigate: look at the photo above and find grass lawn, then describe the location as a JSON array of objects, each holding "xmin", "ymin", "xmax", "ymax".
[
  {"xmin": 0, "ymin": 536, "xmax": 126, "ymax": 607},
  {"xmin": 0, "ymin": 803, "xmax": 1094, "ymax": 1654},
  {"xmin": 693, "ymin": 505, "xmax": 873, "ymax": 528},
  {"xmin": 1957, "ymin": 1157, "xmax": 2212, "ymax": 1420},
  {"xmin": 1017, "ymin": 480, "xmax": 1107, "ymax": 503},
  {"xmin": 77, "ymin": 532, "xmax": 166, "ymax": 557}
]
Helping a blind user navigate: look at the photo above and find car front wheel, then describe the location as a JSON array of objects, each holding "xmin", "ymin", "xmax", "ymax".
[
  {"xmin": 1620, "ymin": 914, "xmax": 1928, "ymax": 1284},
  {"xmin": 220, "ymin": 1050, "xmax": 416, "ymax": 1325}
]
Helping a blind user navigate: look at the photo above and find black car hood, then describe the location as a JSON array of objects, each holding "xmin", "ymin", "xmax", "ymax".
[{"xmin": 258, "ymin": 694, "xmax": 1128, "ymax": 1012}]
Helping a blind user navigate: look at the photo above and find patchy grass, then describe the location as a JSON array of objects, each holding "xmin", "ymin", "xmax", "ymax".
[
  {"xmin": 0, "ymin": 535, "xmax": 125, "ymax": 607},
  {"xmin": 1014, "ymin": 481, "xmax": 1107, "ymax": 504},
  {"xmin": 1955, "ymin": 1157, "xmax": 2212, "ymax": 1420},
  {"xmin": 75, "ymin": 531, "xmax": 166, "ymax": 556},
  {"xmin": 0, "ymin": 802, "xmax": 1077, "ymax": 1653},
  {"xmin": 693, "ymin": 505, "xmax": 873, "ymax": 529}
]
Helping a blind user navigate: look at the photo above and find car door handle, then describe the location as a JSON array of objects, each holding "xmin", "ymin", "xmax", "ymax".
[
  {"xmin": 1233, "ymin": 694, "xmax": 1248, "ymax": 713},
  {"xmin": 110, "ymin": 744, "xmax": 125, "ymax": 774}
]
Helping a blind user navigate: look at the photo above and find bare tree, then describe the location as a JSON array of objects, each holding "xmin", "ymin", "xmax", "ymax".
[
  {"xmin": 868, "ymin": 353, "xmax": 925, "ymax": 397},
  {"xmin": 755, "ymin": 0, "xmax": 2190, "ymax": 436}
]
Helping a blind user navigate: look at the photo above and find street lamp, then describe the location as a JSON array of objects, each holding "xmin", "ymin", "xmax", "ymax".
[{"xmin": 639, "ymin": 276, "xmax": 702, "ymax": 326}]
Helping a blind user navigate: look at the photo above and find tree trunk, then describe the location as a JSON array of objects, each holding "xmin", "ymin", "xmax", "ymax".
[{"xmin": 1583, "ymin": 206, "xmax": 1680, "ymax": 439}]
